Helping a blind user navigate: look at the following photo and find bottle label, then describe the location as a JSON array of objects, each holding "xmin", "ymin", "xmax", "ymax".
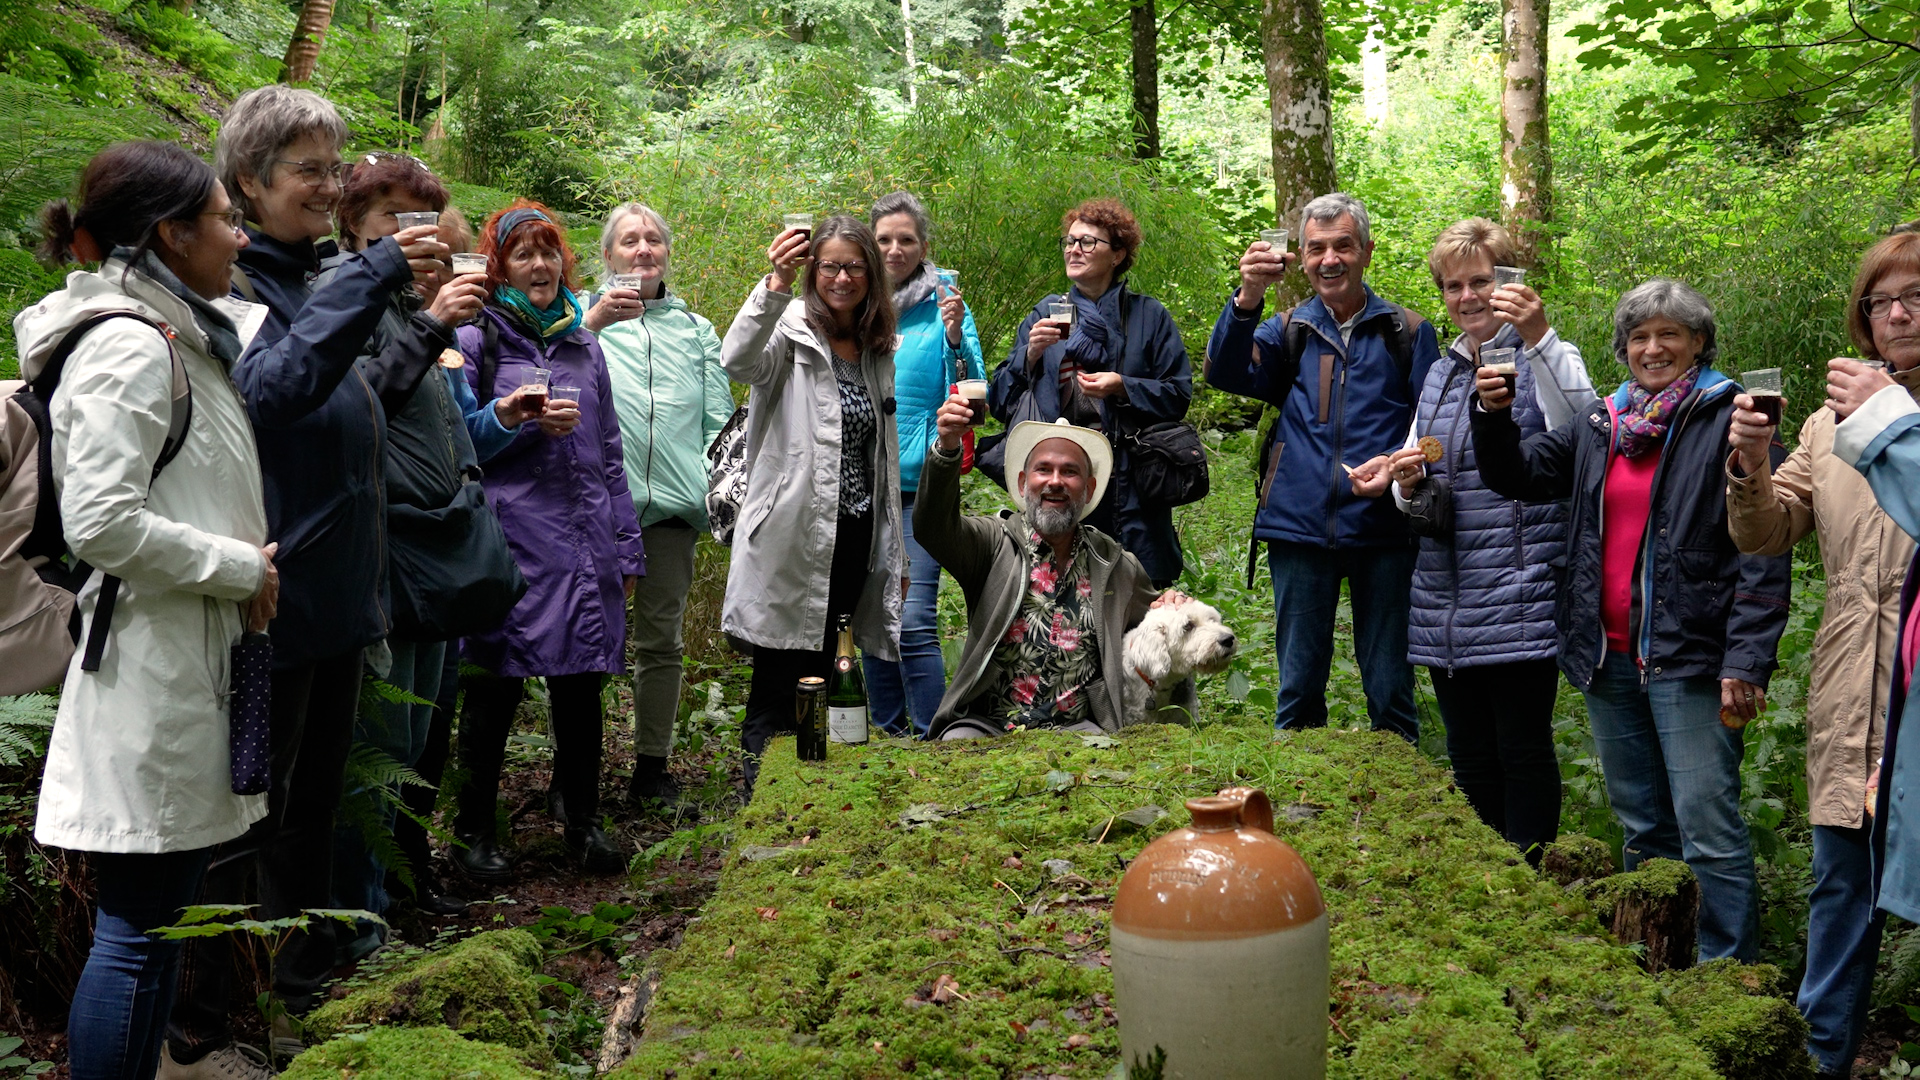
[{"xmin": 829, "ymin": 706, "xmax": 869, "ymax": 744}]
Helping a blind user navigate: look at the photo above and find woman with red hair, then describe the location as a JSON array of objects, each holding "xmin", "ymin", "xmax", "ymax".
[{"xmin": 451, "ymin": 200, "xmax": 644, "ymax": 877}]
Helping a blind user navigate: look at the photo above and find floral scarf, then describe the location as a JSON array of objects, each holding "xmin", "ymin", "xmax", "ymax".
[
  {"xmin": 1614, "ymin": 363, "xmax": 1704, "ymax": 458},
  {"xmin": 495, "ymin": 285, "xmax": 584, "ymax": 342}
]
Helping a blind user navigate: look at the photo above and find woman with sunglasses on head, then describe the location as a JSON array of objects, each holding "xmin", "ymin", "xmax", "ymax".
[
  {"xmin": 23, "ymin": 141, "xmax": 277, "ymax": 1080},
  {"xmin": 161, "ymin": 85, "xmax": 453, "ymax": 1078},
  {"xmin": 722, "ymin": 214, "xmax": 903, "ymax": 790},
  {"xmin": 988, "ymin": 197, "xmax": 1192, "ymax": 587},
  {"xmin": 450, "ymin": 200, "xmax": 644, "ymax": 879}
]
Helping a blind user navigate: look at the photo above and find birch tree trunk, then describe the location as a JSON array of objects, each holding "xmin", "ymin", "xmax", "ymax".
[
  {"xmin": 900, "ymin": 0, "xmax": 918, "ymax": 107},
  {"xmin": 281, "ymin": 0, "xmax": 336, "ymax": 84},
  {"xmin": 1131, "ymin": 0, "xmax": 1160, "ymax": 159},
  {"xmin": 1262, "ymin": 0, "xmax": 1336, "ymax": 307},
  {"xmin": 1500, "ymin": 0, "xmax": 1551, "ymax": 265}
]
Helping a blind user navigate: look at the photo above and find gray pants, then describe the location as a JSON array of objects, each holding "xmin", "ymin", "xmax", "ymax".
[{"xmin": 632, "ymin": 522, "xmax": 698, "ymax": 758}]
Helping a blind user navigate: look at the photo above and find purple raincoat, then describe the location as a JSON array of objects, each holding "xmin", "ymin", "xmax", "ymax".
[{"xmin": 456, "ymin": 306, "xmax": 644, "ymax": 677}]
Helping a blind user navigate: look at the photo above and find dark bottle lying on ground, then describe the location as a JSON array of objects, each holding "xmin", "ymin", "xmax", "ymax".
[
  {"xmin": 1749, "ymin": 390, "xmax": 1783, "ymax": 426},
  {"xmin": 795, "ymin": 676, "xmax": 828, "ymax": 761},
  {"xmin": 829, "ymin": 616, "xmax": 869, "ymax": 744}
]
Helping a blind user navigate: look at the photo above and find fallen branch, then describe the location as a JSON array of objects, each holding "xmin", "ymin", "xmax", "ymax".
[{"xmin": 596, "ymin": 958, "xmax": 663, "ymax": 1074}]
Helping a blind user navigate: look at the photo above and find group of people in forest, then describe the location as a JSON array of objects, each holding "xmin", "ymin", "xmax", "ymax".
[{"xmin": 17, "ymin": 75, "xmax": 1920, "ymax": 1080}]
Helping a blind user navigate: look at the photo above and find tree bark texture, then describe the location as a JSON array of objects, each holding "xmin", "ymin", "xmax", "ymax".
[
  {"xmin": 1589, "ymin": 860, "xmax": 1699, "ymax": 974},
  {"xmin": 1131, "ymin": 0, "xmax": 1160, "ymax": 159},
  {"xmin": 1500, "ymin": 0, "xmax": 1551, "ymax": 266},
  {"xmin": 281, "ymin": 0, "xmax": 336, "ymax": 84},
  {"xmin": 1261, "ymin": 0, "xmax": 1336, "ymax": 308}
]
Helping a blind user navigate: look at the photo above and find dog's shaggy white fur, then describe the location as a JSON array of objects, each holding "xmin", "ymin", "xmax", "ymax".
[{"xmin": 1121, "ymin": 598, "xmax": 1238, "ymax": 723}]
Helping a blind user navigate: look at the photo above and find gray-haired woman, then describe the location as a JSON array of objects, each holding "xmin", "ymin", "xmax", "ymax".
[
  {"xmin": 587, "ymin": 203, "xmax": 733, "ymax": 809},
  {"xmin": 1470, "ymin": 278, "xmax": 1792, "ymax": 964}
]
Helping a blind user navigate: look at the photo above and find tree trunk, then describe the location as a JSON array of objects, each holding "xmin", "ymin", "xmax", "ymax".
[
  {"xmin": 1131, "ymin": 0, "xmax": 1160, "ymax": 159},
  {"xmin": 281, "ymin": 0, "xmax": 336, "ymax": 84},
  {"xmin": 1499, "ymin": 0, "xmax": 1551, "ymax": 265},
  {"xmin": 1585, "ymin": 858, "xmax": 1699, "ymax": 974},
  {"xmin": 901, "ymin": 0, "xmax": 918, "ymax": 106},
  {"xmin": 1261, "ymin": 0, "xmax": 1337, "ymax": 308}
]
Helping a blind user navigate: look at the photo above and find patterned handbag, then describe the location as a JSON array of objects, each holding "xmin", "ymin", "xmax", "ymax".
[
  {"xmin": 228, "ymin": 630, "xmax": 272, "ymax": 795},
  {"xmin": 705, "ymin": 404, "xmax": 751, "ymax": 546}
]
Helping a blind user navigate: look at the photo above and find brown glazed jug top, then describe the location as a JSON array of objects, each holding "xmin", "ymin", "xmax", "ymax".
[{"xmin": 1112, "ymin": 786, "xmax": 1325, "ymax": 940}]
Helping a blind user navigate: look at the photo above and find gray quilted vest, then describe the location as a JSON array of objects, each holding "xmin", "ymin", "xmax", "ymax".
[{"xmin": 1407, "ymin": 329, "xmax": 1567, "ymax": 670}]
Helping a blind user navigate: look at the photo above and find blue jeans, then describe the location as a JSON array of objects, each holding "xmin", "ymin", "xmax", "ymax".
[
  {"xmin": 69, "ymin": 848, "xmax": 213, "ymax": 1080},
  {"xmin": 864, "ymin": 493, "xmax": 946, "ymax": 737},
  {"xmin": 1582, "ymin": 650, "xmax": 1758, "ymax": 961},
  {"xmin": 1800, "ymin": 823, "xmax": 1882, "ymax": 1073},
  {"xmin": 1267, "ymin": 541, "xmax": 1418, "ymax": 742}
]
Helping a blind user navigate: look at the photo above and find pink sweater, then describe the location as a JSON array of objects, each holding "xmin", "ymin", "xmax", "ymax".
[{"xmin": 1601, "ymin": 451, "xmax": 1660, "ymax": 655}]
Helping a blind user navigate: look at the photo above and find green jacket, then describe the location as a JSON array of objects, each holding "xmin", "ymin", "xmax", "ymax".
[
  {"xmin": 597, "ymin": 291, "xmax": 735, "ymax": 528},
  {"xmin": 914, "ymin": 443, "xmax": 1196, "ymax": 736}
]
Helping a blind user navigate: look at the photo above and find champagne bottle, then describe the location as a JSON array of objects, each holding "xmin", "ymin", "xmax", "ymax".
[{"xmin": 829, "ymin": 616, "xmax": 869, "ymax": 744}]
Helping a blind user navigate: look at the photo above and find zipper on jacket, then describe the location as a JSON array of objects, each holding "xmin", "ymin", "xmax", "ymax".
[
  {"xmin": 355, "ymin": 365, "xmax": 389, "ymax": 635},
  {"xmin": 1633, "ymin": 388, "xmax": 1712, "ymax": 690},
  {"xmin": 1325, "ymin": 343, "xmax": 1351, "ymax": 548},
  {"xmin": 1591, "ymin": 406, "xmax": 1613, "ymax": 685},
  {"xmin": 639, "ymin": 310, "xmax": 658, "ymax": 524},
  {"xmin": 1438, "ymin": 359, "xmax": 1470, "ymax": 673},
  {"xmin": 1512, "ymin": 501, "xmax": 1525, "ymax": 572}
]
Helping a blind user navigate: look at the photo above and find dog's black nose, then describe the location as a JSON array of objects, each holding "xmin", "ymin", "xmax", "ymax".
[{"xmin": 1221, "ymin": 634, "xmax": 1236, "ymax": 649}]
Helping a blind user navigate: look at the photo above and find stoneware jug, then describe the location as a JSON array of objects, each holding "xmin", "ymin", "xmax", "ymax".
[{"xmin": 1110, "ymin": 786, "xmax": 1328, "ymax": 1079}]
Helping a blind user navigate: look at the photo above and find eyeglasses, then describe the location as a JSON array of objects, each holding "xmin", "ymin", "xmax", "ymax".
[
  {"xmin": 275, "ymin": 159, "xmax": 346, "ymax": 188},
  {"xmin": 201, "ymin": 207, "xmax": 246, "ymax": 230},
  {"xmin": 816, "ymin": 261, "xmax": 869, "ymax": 280},
  {"xmin": 1862, "ymin": 287, "xmax": 1920, "ymax": 321},
  {"xmin": 1059, "ymin": 235, "xmax": 1114, "ymax": 253},
  {"xmin": 1440, "ymin": 276, "xmax": 1496, "ymax": 299}
]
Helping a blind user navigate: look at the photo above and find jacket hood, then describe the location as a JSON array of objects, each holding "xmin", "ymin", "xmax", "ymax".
[
  {"xmin": 239, "ymin": 226, "xmax": 328, "ymax": 282},
  {"xmin": 15, "ymin": 260, "xmax": 265, "ymax": 382},
  {"xmin": 1608, "ymin": 364, "xmax": 1734, "ymax": 411}
]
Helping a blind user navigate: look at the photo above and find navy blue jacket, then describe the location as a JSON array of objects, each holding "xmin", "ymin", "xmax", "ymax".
[
  {"xmin": 231, "ymin": 228, "xmax": 419, "ymax": 668},
  {"xmin": 1405, "ymin": 328, "xmax": 1566, "ymax": 670},
  {"xmin": 988, "ymin": 283, "xmax": 1192, "ymax": 584},
  {"xmin": 1205, "ymin": 287, "xmax": 1441, "ymax": 548},
  {"xmin": 1471, "ymin": 368, "xmax": 1791, "ymax": 691}
]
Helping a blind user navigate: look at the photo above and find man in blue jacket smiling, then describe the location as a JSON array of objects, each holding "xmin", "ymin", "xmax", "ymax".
[{"xmin": 1205, "ymin": 193, "xmax": 1440, "ymax": 742}]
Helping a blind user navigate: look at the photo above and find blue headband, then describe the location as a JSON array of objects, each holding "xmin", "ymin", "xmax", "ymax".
[{"xmin": 494, "ymin": 207, "xmax": 552, "ymax": 246}]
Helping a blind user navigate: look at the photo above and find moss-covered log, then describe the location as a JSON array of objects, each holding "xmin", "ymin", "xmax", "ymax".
[
  {"xmin": 280, "ymin": 1026, "xmax": 549, "ymax": 1079},
  {"xmin": 616, "ymin": 725, "xmax": 1793, "ymax": 1078},
  {"xmin": 1583, "ymin": 858, "xmax": 1701, "ymax": 973},
  {"xmin": 302, "ymin": 929, "xmax": 549, "ymax": 1056},
  {"xmin": 1659, "ymin": 960, "xmax": 1816, "ymax": 1080}
]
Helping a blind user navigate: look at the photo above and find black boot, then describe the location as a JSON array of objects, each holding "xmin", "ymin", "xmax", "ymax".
[
  {"xmin": 453, "ymin": 832, "xmax": 514, "ymax": 884},
  {"xmin": 566, "ymin": 825, "xmax": 625, "ymax": 874},
  {"xmin": 627, "ymin": 754, "xmax": 687, "ymax": 813}
]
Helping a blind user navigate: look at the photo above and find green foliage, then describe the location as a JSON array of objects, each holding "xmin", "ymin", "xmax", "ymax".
[
  {"xmin": 525, "ymin": 901, "xmax": 637, "ymax": 957},
  {"xmin": 281, "ymin": 1025, "xmax": 549, "ymax": 1080},
  {"xmin": 0, "ymin": 693, "xmax": 53, "ymax": 769},
  {"xmin": 1657, "ymin": 960, "xmax": 1816, "ymax": 1080},
  {"xmin": 0, "ymin": 1033, "xmax": 53, "ymax": 1076}
]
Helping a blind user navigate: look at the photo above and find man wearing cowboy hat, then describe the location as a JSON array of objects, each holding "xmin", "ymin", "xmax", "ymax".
[{"xmin": 914, "ymin": 394, "xmax": 1196, "ymax": 739}]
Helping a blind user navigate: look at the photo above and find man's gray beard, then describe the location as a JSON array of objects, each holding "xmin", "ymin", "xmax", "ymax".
[{"xmin": 1024, "ymin": 491, "xmax": 1079, "ymax": 538}]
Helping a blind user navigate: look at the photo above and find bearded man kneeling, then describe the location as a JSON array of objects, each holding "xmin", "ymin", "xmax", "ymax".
[{"xmin": 916, "ymin": 394, "xmax": 1196, "ymax": 739}]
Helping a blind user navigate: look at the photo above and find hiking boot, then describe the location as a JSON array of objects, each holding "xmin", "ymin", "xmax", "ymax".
[
  {"xmin": 627, "ymin": 755, "xmax": 688, "ymax": 814},
  {"xmin": 157, "ymin": 1040, "xmax": 275, "ymax": 1080},
  {"xmin": 269, "ymin": 1012, "xmax": 305, "ymax": 1063},
  {"xmin": 566, "ymin": 825, "xmax": 626, "ymax": 874},
  {"xmin": 452, "ymin": 831, "xmax": 514, "ymax": 884},
  {"xmin": 415, "ymin": 878, "xmax": 470, "ymax": 916}
]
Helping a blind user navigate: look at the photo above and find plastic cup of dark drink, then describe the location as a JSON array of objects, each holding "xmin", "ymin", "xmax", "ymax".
[
  {"xmin": 1743, "ymin": 367, "xmax": 1783, "ymax": 426},
  {"xmin": 522, "ymin": 367, "xmax": 551, "ymax": 413},
  {"xmin": 1048, "ymin": 301, "xmax": 1077, "ymax": 327},
  {"xmin": 1481, "ymin": 346, "xmax": 1519, "ymax": 396},
  {"xmin": 957, "ymin": 378, "xmax": 988, "ymax": 426},
  {"xmin": 782, "ymin": 213, "xmax": 814, "ymax": 240}
]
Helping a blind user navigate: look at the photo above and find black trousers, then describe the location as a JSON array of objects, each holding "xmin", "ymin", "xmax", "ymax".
[
  {"xmin": 741, "ymin": 513, "xmax": 873, "ymax": 789},
  {"xmin": 1428, "ymin": 657, "xmax": 1564, "ymax": 866},
  {"xmin": 168, "ymin": 649, "xmax": 363, "ymax": 1052},
  {"xmin": 454, "ymin": 671, "xmax": 606, "ymax": 839},
  {"xmin": 389, "ymin": 643, "xmax": 460, "ymax": 899}
]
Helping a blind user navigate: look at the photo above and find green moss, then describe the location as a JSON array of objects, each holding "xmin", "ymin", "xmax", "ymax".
[
  {"xmin": 1541, "ymin": 834, "xmax": 1617, "ymax": 887},
  {"xmin": 1659, "ymin": 960, "xmax": 1817, "ymax": 1080},
  {"xmin": 1582, "ymin": 857, "xmax": 1697, "ymax": 911},
  {"xmin": 615, "ymin": 725, "xmax": 1753, "ymax": 1078},
  {"xmin": 304, "ymin": 929, "xmax": 548, "ymax": 1054},
  {"xmin": 281, "ymin": 1026, "xmax": 548, "ymax": 1079}
]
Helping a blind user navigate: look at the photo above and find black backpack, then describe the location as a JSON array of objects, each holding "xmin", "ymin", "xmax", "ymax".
[
  {"xmin": 1235, "ymin": 304, "xmax": 1426, "ymax": 587},
  {"xmin": 0, "ymin": 311, "xmax": 192, "ymax": 694}
]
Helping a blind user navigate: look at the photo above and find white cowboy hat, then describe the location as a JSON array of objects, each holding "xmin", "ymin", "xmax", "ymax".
[{"xmin": 1004, "ymin": 418, "xmax": 1113, "ymax": 520}]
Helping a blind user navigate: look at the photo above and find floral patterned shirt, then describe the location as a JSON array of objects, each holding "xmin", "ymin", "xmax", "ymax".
[{"xmin": 983, "ymin": 527, "xmax": 1102, "ymax": 729}]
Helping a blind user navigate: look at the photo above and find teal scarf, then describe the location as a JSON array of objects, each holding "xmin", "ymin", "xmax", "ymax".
[{"xmin": 496, "ymin": 285, "xmax": 584, "ymax": 342}]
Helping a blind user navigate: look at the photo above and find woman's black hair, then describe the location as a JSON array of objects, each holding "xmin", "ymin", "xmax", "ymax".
[{"xmin": 37, "ymin": 141, "xmax": 219, "ymax": 269}]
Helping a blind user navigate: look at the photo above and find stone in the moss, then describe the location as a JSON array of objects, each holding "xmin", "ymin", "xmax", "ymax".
[
  {"xmin": 304, "ymin": 929, "xmax": 547, "ymax": 1053},
  {"xmin": 1541, "ymin": 834, "xmax": 1616, "ymax": 888},
  {"xmin": 1660, "ymin": 959, "xmax": 1817, "ymax": 1080},
  {"xmin": 280, "ymin": 1025, "xmax": 548, "ymax": 1079},
  {"xmin": 1581, "ymin": 858, "xmax": 1699, "ymax": 972}
]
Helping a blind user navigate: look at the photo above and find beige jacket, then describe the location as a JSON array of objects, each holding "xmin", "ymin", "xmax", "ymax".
[{"xmin": 1724, "ymin": 372, "xmax": 1920, "ymax": 828}]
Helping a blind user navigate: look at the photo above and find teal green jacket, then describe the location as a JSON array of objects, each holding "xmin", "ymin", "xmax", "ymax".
[
  {"xmin": 896, "ymin": 291, "xmax": 984, "ymax": 492},
  {"xmin": 597, "ymin": 291, "xmax": 735, "ymax": 529}
]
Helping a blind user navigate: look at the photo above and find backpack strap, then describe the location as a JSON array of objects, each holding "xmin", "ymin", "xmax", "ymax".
[
  {"xmin": 229, "ymin": 265, "xmax": 261, "ymax": 304},
  {"xmin": 478, "ymin": 313, "xmax": 502, "ymax": 405},
  {"xmin": 1383, "ymin": 303, "xmax": 1428, "ymax": 392},
  {"xmin": 25, "ymin": 311, "xmax": 193, "ymax": 671},
  {"xmin": 1246, "ymin": 309, "xmax": 1309, "ymax": 589}
]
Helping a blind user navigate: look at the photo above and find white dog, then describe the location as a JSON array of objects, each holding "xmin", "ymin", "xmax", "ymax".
[{"xmin": 1120, "ymin": 597, "xmax": 1238, "ymax": 724}]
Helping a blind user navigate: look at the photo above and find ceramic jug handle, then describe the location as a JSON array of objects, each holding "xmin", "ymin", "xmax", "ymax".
[{"xmin": 1216, "ymin": 786, "xmax": 1275, "ymax": 835}]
